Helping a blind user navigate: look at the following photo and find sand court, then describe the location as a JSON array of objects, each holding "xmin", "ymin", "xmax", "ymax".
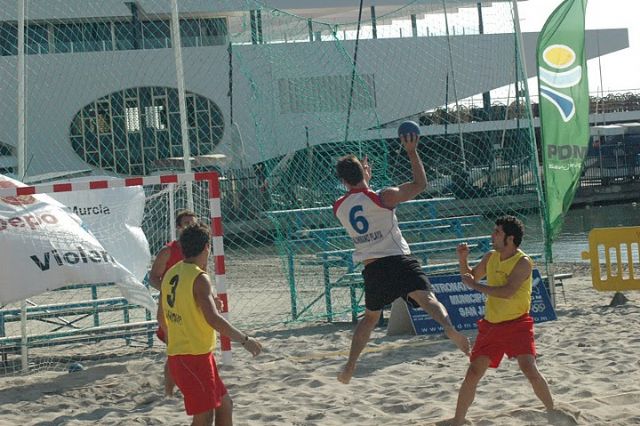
[{"xmin": 1, "ymin": 266, "xmax": 639, "ymax": 425}]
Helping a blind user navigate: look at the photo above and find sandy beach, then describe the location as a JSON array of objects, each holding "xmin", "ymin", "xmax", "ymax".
[{"xmin": 1, "ymin": 265, "xmax": 639, "ymax": 425}]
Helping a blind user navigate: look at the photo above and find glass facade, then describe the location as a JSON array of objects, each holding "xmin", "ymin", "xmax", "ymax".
[
  {"xmin": 0, "ymin": 17, "xmax": 227, "ymax": 56},
  {"xmin": 0, "ymin": 142, "xmax": 12, "ymax": 156},
  {"xmin": 0, "ymin": 142, "xmax": 14, "ymax": 175},
  {"xmin": 70, "ymin": 87, "xmax": 225, "ymax": 176}
]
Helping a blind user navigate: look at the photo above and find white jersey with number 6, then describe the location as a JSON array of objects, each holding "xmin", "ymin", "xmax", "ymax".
[{"xmin": 333, "ymin": 188, "xmax": 410, "ymax": 263}]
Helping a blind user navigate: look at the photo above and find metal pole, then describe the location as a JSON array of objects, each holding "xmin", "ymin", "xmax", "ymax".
[
  {"xmin": 596, "ymin": 34, "xmax": 606, "ymax": 126},
  {"xmin": 477, "ymin": 2, "xmax": 492, "ymax": 115},
  {"xmin": 20, "ymin": 300, "xmax": 28, "ymax": 372},
  {"xmin": 257, "ymin": 9, "xmax": 263, "ymax": 44},
  {"xmin": 370, "ymin": 6, "xmax": 377, "ymax": 39},
  {"xmin": 411, "ymin": 14, "xmax": 418, "ymax": 37},
  {"xmin": 250, "ymin": 10, "xmax": 258, "ymax": 44},
  {"xmin": 512, "ymin": 0, "xmax": 556, "ymax": 306},
  {"xmin": 344, "ymin": 0, "xmax": 365, "ymax": 149},
  {"xmin": 17, "ymin": 0, "xmax": 25, "ymax": 180},
  {"xmin": 441, "ymin": 0, "xmax": 466, "ymax": 169},
  {"xmin": 169, "ymin": 185, "xmax": 176, "ymax": 241},
  {"xmin": 17, "ymin": 0, "xmax": 28, "ymax": 371},
  {"xmin": 170, "ymin": 0, "xmax": 193, "ymax": 209},
  {"xmin": 228, "ymin": 42, "xmax": 233, "ymax": 124}
]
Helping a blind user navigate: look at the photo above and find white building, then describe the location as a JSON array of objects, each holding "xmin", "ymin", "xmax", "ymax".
[{"xmin": 0, "ymin": 0, "xmax": 629, "ymax": 178}]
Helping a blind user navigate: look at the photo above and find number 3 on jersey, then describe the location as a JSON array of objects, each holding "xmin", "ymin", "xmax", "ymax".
[
  {"xmin": 349, "ymin": 205, "xmax": 369, "ymax": 235},
  {"xmin": 166, "ymin": 274, "xmax": 179, "ymax": 308}
]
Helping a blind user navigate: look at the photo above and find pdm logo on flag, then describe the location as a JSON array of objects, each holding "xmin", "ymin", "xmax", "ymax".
[{"xmin": 539, "ymin": 44, "xmax": 583, "ymax": 122}]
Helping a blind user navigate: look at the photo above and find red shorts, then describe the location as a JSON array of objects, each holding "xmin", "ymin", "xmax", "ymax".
[
  {"xmin": 168, "ymin": 353, "xmax": 228, "ymax": 415},
  {"xmin": 156, "ymin": 327, "xmax": 167, "ymax": 344},
  {"xmin": 471, "ymin": 314, "xmax": 536, "ymax": 368}
]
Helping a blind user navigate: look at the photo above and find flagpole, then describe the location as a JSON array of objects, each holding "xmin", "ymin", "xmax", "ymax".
[{"xmin": 511, "ymin": 0, "xmax": 556, "ymax": 306}]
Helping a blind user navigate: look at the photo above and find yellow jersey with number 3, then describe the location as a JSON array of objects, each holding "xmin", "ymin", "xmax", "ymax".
[
  {"xmin": 161, "ymin": 261, "xmax": 216, "ymax": 355},
  {"xmin": 484, "ymin": 249, "xmax": 532, "ymax": 323}
]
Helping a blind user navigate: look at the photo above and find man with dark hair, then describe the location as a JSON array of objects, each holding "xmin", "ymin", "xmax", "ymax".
[
  {"xmin": 446, "ymin": 215, "xmax": 554, "ymax": 425},
  {"xmin": 149, "ymin": 209, "xmax": 197, "ymax": 396},
  {"xmin": 334, "ymin": 133, "xmax": 470, "ymax": 385},
  {"xmin": 162, "ymin": 223, "xmax": 261, "ymax": 426}
]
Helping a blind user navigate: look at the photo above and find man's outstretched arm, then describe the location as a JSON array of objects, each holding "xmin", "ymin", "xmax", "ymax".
[{"xmin": 380, "ymin": 133, "xmax": 426, "ymax": 209}]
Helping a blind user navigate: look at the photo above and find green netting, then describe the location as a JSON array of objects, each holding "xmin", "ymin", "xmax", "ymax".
[
  {"xmin": 0, "ymin": 0, "xmax": 547, "ymax": 367},
  {"xmin": 220, "ymin": 1, "xmax": 546, "ymax": 323}
]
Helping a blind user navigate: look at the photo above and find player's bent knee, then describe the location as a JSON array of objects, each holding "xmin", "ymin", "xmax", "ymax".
[
  {"xmin": 517, "ymin": 356, "xmax": 540, "ymax": 378},
  {"xmin": 466, "ymin": 364, "xmax": 485, "ymax": 380},
  {"xmin": 520, "ymin": 364, "xmax": 541, "ymax": 380},
  {"xmin": 465, "ymin": 357, "xmax": 490, "ymax": 381},
  {"xmin": 363, "ymin": 309, "xmax": 381, "ymax": 323},
  {"xmin": 408, "ymin": 289, "xmax": 437, "ymax": 304},
  {"xmin": 219, "ymin": 394, "xmax": 233, "ymax": 411}
]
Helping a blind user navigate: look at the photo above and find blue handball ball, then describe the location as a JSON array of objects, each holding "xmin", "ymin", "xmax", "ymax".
[{"xmin": 397, "ymin": 120, "xmax": 421, "ymax": 138}]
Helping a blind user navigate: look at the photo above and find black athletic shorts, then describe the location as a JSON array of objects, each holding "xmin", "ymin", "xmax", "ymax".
[{"xmin": 361, "ymin": 255, "xmax": 433, "ymax": 311}]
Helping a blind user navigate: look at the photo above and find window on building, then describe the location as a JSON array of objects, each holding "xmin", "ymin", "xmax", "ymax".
[
  {"xmin": 0, "ymin": 23, "xmax": 17, "ymax": 56},
  {"xmin": 142, "ymin": 20, "xmax": 171, "ymax": 49},
  {"xmin": 114, "ymin": 21, "xmax": 136, "ymax": 51},
  {"xmin": 96, "ymin": 101, "xmax": 112, "ymax": 134},
  {"xmin": 0, "ymin": 141, "xmax": 13, "ymax": 156},
  {"xmin": 54, "ymin": 23, "xmax": 83, "ymax": 53},
  {"xmin": 70, "ymin": 87, "xmax": 224, "ymax": 175},
  {"xmin": 2, "ymin": 16, "xmax": 229, "ymax": 57},
  {"xmin": 83, "ymin": 22, "xmax": 112, "ymax": 52},
  {"xmin": 26, "ymin": 24, "xmax": 49, "ymax": 55},
  {"xmin": 180, "ymin": 19, "xmax": 201, "ymax": 47},
  {"xmin": 201, "ymin": 18, "xmax": 228, "ymax": 46},
  {"xmin": 125, "ymin": 103, "xmax": 141, "ymax": 133},
  {"xmin": 0, "ymin": 141, "xmax": 15, "ymax": 175},
  {"xmin": 144, "ymin": 105, "xmax": 166, "ymax": 130}
]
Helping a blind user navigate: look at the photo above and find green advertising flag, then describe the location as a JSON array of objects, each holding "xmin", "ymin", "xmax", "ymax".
[{"xmin": 537, "ymin": 0, "xmax": 589, "ymax": 244}]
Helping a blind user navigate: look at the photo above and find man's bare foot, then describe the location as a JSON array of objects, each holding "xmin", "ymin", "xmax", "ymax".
[
  {"xmin": 337, "ymin": 366, "xmax": 354, "ymax": 384},
  {"xmin": 445, "ymin": 328, "xmax": 470, "ymax": 355},
  {"xmin": 546, "ymin": 405, "xmax": 580, "ymax": 424}
]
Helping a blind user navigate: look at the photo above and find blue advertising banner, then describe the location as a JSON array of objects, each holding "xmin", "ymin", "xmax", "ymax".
[{"xmin": 406, "ymin": 269, "xmax": 556, "ymax": 335}]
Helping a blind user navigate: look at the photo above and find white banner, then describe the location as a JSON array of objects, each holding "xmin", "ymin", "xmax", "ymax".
[
  {"xmin": 0, "ymin": 175, "xmax": 155, "ymax": 311},
  {"xmin": 49, "ymin": 179, "xmax": 150, "ymax": 282}
]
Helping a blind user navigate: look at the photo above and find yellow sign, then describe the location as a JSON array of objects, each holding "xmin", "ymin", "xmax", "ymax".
[{"xmin": 581, "ymin": 227, "xmax": 640, "ymax": 291}]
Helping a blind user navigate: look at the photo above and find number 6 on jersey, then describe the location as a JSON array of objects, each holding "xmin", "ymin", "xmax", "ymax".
[{"xmin": 349, "ymin": 205, "xmax": 369, "ymax": 235}]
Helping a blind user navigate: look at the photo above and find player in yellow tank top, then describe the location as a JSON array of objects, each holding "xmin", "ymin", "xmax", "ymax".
[
  {"xmin": 444, "ymin": 216, "xmax": 555, "ymax": 426},
  {"xmin": 162, "ymin": 261, "xmax": 217, "ymax": 355},
  {"xmin": 484, "ymin": 249, "xmax": 533, "ymax": 323},
  {"xmin": 161, "ymin": 223, "xmax": 262, "ymax": 426},
  {"xmin": 150, "ymin": 209, "xmax": 197, "ymax": 397}
]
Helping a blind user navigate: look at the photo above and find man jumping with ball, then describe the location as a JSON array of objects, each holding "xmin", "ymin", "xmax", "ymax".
[{"xmin": 334, "ymin": 124, "xmax": 470, "ymax": 384}]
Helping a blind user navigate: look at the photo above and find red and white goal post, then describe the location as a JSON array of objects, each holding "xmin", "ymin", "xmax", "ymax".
[{"xmin": 0, "ymin": 171, "xmax": 233, "ymax": 364}]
